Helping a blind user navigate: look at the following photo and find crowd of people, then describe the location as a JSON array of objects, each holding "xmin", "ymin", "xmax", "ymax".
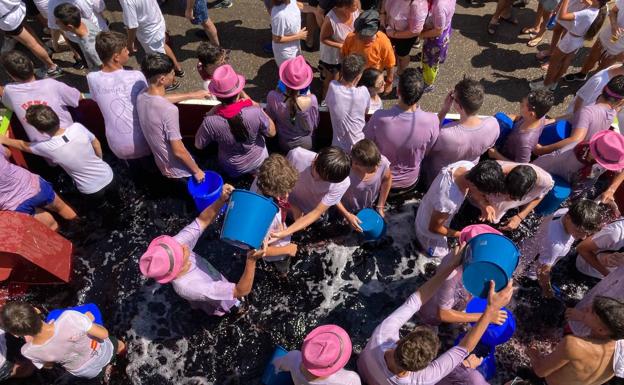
[{"xmin": 0, "ymin": 0, "xmax": 624, "ymax": 383}]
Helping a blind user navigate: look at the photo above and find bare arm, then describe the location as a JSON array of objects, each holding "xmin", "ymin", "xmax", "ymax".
[
  {"xmin": 87, "ymin": 324, "xmax": 109, "ymax": 341},
  {"xmin": 170, "ymin": 139, "xmax": 203, "ymax": 179},
  {"xmin": 600, "ymin": 170, "xmax": 624, "ymax": 203},
  {"xmin": 534, "ymin": 126, "xmax": 587, "ymax": 156},
  {"xmin": 197, "ymin": 184, "xmax": 234, "ymax": 230},
  {"xmin": 126, "ymin": 28, "xmax": 138, "ymax": 52},
  {"xmin": 487, "ymin": 147, "xmax": 512, "ymax": 162},
  {"xmin": 576, "ymin": 238, "xmax": 611, "ymax": 277},
  {"xmin": 265, "ymin": 112, "xmax": 277, "ymax": 137},
  {"xmin": 376, "ymin": 168, "xmax": 392, "ymax": 216},
  {"xmin": 558, "ymin": 0, "xmax": 575, "ymax": 21},
  {"xmin": 165, "ymin": 90, "xmax": 211, "ymax": 104},
  {"xmin": 537, "ymin": 264, "xmax": 555, "ymax": 298},
  {"xmin": 273, "ymin": 28, "xmax": 308, "ymax": 43},
  {"xmin": 428, "ymin": 210, "xmax": 459, "ymax": 238},
  {"xmin": 272, "ymin": 203, "xmax": 329, "ymax": 239},
  {"xmin": 320, "ymin": 17, "xmax": 341, "ymax": 49},
  {"xmin": 232, "ymin": 251, "xmax": 262, "ymax": 298},
  {"xmin": 439, "ymin": 308, "xmax": 483, "ymax": 324},
  {"xmin": 0, "ymin": 136, "xmax": 33, "ymax": 153},
  {"xmin": 336, "ymin": 202, "xmax": 363, "ymax": 232},
  {"xmin": 419, "ymin": 27, "xmax": 442, "ymax": 38},
  {"xmin": 91, "ymin": 138, "xmax": 103, "ymax": 158}
]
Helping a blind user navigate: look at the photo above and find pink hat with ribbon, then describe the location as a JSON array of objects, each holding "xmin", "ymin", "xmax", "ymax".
[
  {"xmin": 279, "ymin": 56, "xmax": 313, "ymax": 90},
  {"xmin": 589, "ymin": 130, "xmax": 624, "ymax": 171},
  {"xmin": 460, "ymin": 224, "xmax": 502, "ymax": 244},
  {"xmin": 139, "ymin": 235, "xmax": 185, "ymax": 284},
  {"xmin": 302, "ymin": 324, "xmax": 352, "ymax": 377},
  {"xmin": 208, "ymin": 64, "xmax": 246, "ymax": 98}
]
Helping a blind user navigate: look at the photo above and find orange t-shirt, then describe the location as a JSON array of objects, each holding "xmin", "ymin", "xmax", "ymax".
[{"xmin": 341, "ymin": 31, "xmax": 396, "ymax": 71}]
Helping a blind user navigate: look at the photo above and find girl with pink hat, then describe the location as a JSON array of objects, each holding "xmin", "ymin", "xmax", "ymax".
[
  {"xmin": 266, "ymin": 56, "xmax": 319, "ymax": 153},
  {"xmin": 194, "ymin": 65, "xmax": 277, "ymax": 178},
  {"xmin": 272, "ymin": 324, "xmax": 362, "ymax": 384}
]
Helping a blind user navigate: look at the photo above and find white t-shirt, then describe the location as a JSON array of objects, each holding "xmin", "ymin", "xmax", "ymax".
[
  {"xmin": 48, "ymin": 0, "xmax": 108, "ymax": 31},
  {"xmin": 271, "ymin": 0, "xmax": 301, "ymax": 66},
  {"xmin": 599, "ymin": 0, "xmax": 624, "ymax": 55},
  {"xmin": 120, "ymin": 0, "xmax": 166, "ymax": 46},
  {"xmin": 33, "ymin": 0, "xmax": 49, "ymax": 16},
  {"xmin": 576, "ymin": 219, "xmax": 624, "ymax": 278},
  {"xmin": 557, "ymin": 7, "xmax": 599, "ymax": 53},
  {"xmin": 520, "ymin": 209, "xmax": 574, "ymax": 275},
  {"xmin": 29, "ymin": 123, "xmax": 114, "ymax": 194},
  {"xmin": 326, "ymin": 81, "xmax": 370, "ymax": 152},
  {"xmin": 0, "ymin": 0, "xmax": 25, "ymax": 32},
  {"xmin": 273, "ymin": 350, "xmax": 362, "ymax": 385},
  {"xmin": 566, "ymin": 66, "xmax": 615, "ymax": 114}
]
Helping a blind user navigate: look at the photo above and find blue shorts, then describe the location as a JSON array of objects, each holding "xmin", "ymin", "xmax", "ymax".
[
  {"xmin": 14, "ymin": 177, "xmax": 55, "ymax": 215},
  {"xmin": 192, "ymin": 0, "xmax": 209, "ymax": 24}
]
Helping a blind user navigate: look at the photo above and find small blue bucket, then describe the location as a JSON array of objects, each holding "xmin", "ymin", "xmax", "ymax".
[
  {"xmin": 494, "ymin": 112, "xmax": 514, "ymax": 147},
  {"xmin": 476, "ymin": 350, "xmax": 497, "ymax": 380},
  {"xmin": 357, "ymin": 208, "xmax": 386, "ymax": 240},
  {"xmin": 462, "ymin": 233, "xmax": 520, "ymax": 298},
  {"xmin": 221, "ymin": 190, "xmax": 279, "ymax": 250},
  {"xmin": 187, "ymin": 171, "xmax": 224, "ymax": 213},
  {"xmin": 261, "ymin": 346, "xmax": 294, "ymax": 385},
  {"xmin": 534, "ymin": 175, "xmax": 571, "ymax": 216},
  {"xmin": 46, "ymin": 303, "xmax": 103, "ymax": 325},
  {"xmin": 466, "ymin": 297, "xmax": 516, "ymax": 347},
  {"xmin": 539, "ymin": 120, "xmax": 572, "ymax": 145},
  {"xmin": 441, "ymin": 118, "xmax": 456, "ymax": 127}
]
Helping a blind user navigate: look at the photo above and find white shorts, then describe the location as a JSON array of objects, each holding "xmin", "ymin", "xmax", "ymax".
[
  {"xmin": 139, "ymin": 36, "xmax": 166, "ymax": 54},
  {"xmin": 0, "ymin": 2, "xmax": 25, "ymax": 33},
  {"xmin": 558, "ymin": 31, "xmax": 585, "ymax": 54}
]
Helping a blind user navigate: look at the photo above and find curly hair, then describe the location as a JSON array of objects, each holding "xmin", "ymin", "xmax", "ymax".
[
  {"xmin": 256, "ymin": 154, "xmax": 299, "ymax": 198},
  {"xmin": 394, "ymin": 326, "xmax": 441, "ymax": 371}
]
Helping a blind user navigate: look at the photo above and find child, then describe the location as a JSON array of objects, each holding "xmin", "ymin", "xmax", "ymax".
[
  {"xmin": 326, "ymin": 54, "xmax": 370, "ymax": 152},
  {"xmin": 565, "ymin": 64, "xmax": 624, "ymax": 116},
  {"xmin": 196, "ymin": 42, "xmax": 228, "ymax": 93},
  {"xmin": 266, "ymin": 56, "xmax": 319, "ymax": 153},
  {"xmin": 382, "ymin": 0, "xmax": 427, "ymax": 76},
  {"xmin": 425, "ymin": 76, "xmax": 499, "ymax": 186},
  {"xmin": 270, "ymin": 146, "xmax": 351, "ymax": 240},
  {"xmin": 273, "ymin": 324, "xmax": 362, "ymax": 384},
  {"xmin": 185, "ymin": 0, "xmax": 220, "ymax": 45},
  {"xmin": 0, "ymin": 302, "xmax": 126, "ymax": 379},
  {"xmin": 53, "ymin": 3, "xmax": 102, "ymax": 70},
  {"xmin": 271, "ymin": 0, "xmax": 310, "ymax": 66},
  {"xmin": 0, "ymin": 50, "xmax": 80, "ymax": 142},
  {"xmin": 358, "ymin": 68, "xmax": 384, "ymax": 113},
  {"xmin": 489, "ymin": 89, "xmax": 554, "ymax": 163},
  {"xmin": 337, "ymin": 139, "xmax": 392, "ymax": 231},
  {"xmin": 0, "ymin": 329, "xmax": 35, "ymax": 382},
  {"xmin": 576, "ymin": 218, "xmax": 624, "ymax": 279},
  {"xmin": 342, "ymin": 10, "xmax": 396, "ymax": 94},
  {"xmin": 140, "ymin": 185, "xmax": 264, "ymax": 316},
  {"xmin": 420, "ymin": 0, "xmax": 456, "ymax": 90}
]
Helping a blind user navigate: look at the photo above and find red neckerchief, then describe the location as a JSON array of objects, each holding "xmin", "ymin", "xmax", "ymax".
[
  {"xmin": 277, "ymin": 197, "xmax": 291, "ymax": 223},
  {"xmin": 573, "ymin": 141, "xmax": 595, "ymax": 179},
  {"xmin": 215, "ymin": 99, "xmax": 253, "ymax": 119}
]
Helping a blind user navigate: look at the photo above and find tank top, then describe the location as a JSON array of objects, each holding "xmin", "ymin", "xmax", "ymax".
[{"xmin": 319, "ymin": 9, "xmax": 360, "ymax": 65}]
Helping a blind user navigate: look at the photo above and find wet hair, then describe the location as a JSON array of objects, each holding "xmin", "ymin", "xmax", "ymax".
[
  {"xmin": 0, "ymin": 50, "xmax": 34, "ymax": 81},
  {"xmin": 26, "ymin": 105, "xmax": 60, "ymax": 134},
  {"xmin": 334, "ymin": 0, "xmax": 356, "ymax": 7},
  {"xmin": 398, "ymin": 68, "xmax": 425, "ymax": 106},
  {"xmin": 0, "ymin": 302, "xmax": 43, "ymax": 337},
  {"xmin": 351, "ymin": 139, "xmax": 381, "ymax": 168},
  {"xmin": 601, "ymin": 75, "xmax": 624, "ymax": 104},
  {"xmin": 585, "ymin": 0, "xmax": 608, "ymax": 40},
  {"xmin": 141, "ymin": 53, "xmax": 174, "ymax": 82},
  {"xmin": 593, "ymin": 296, "xmax": 624, "ymax": 339},
  {"xmin": 197, "ymin": 42, "xmax": 226, "ymax": 66},
  {"xmin": 358, "ymin": 68, "xmax": 382, "ymax": 92},
  {"xmin": 341, "ymin": 54, "xmax": 365, "ymax": 83},
  {"xmin": 314, "ymin": 146, "xmax": 351, "ymax": 183},
  {"xmin": 526, "ymin": 89, "xmax": 554, "ymax": 119},
  {"xmin": 256, "ymin": 154, "xmax": 299, "ymax": 198},
  {"xmin": 215, "ymin": 95, "xmax": 250, "ymax": 143},
  {"xmin": 54, "ymin": 3, "xmax": 82, "ymax": 28},
  {"xmin": 505, "ymin": 165, "xmax": 537, "ymax": 201},
  {"xmin": 453, "ymin": 76, "xmax": 484, "ymax": 115},
  {"xmin": 95, "ymin": 31, "xmax": 127, "ymax": 63},
  {"xmin": 567, "ymin": 199, "xmax": 603, "ymax": 234},
  {"xmin": 394, "ymin": 326, "xmax": 440, "ymax": 371},
  {"xmin": 465, "ymin": 160, "xmax": 506, "ymax": 194}
]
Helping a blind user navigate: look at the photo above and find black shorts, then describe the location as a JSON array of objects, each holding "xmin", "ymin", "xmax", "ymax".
[
  {"xmin": 4, "ymin": 22, "xmax": 24, "ymax": 36},
  {"xmin": 0, "ymin": 334, "xmax": 27, "ymax": 381},
  {"xmin": 24, "ymin": 0, "xmax": 40, "ymax": 16},
  {"xmin": 318, "ymin": 60, "xmax": 340, "ymax": 80},
  {"xmin": 390, "ymin": 36, "xmax": 418, "ymax": 57},
  {"xmin": 307, "ymin": 0, "xmax": 335, "ymax": 12}
]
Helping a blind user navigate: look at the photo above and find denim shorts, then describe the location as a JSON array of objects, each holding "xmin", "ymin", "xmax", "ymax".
[
  {"xmin": 193, "ymin": 0, "xmax": 209, "ymax": 24},
  {"xmin": 14, "ymin": 177, "xmax": 56, "ymax": 215}
]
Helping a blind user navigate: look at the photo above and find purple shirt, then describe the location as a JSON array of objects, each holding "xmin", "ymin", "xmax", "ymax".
[
  {"xmin": 418, "ymin": 265, "xmax": 465, "ymax": 326},
  {"xmin": 136, "ymin": 92, "xmax": 191, "ymax": 179},
  {"xmin": 364, "ymin": 105, "xmax": 440, "ymax": 189},
  {"xmin": 572, "ymin": 103, "xmax": 616, "ymax": 141},
  {"xmin": 87, "ymin": 69, "xmax": 151, "ymax": 160},
  {"xmin": 195, "ymin": 106, "xmax": 270, "ymax": 177},
  {"xmin": 1, "ymin": 79, "xmax": 80, "ymax": 142},
  {"xmin": 342, "ymin": 156, "xmax": 390, "ymax": 212},
  {"xmin": 425, "ymin": 0, "xmax": 456, "ymax": 29},
  {"xmin": 326, "ymin": 81, "xmax": 370, "ymax": 152},
  {"xmin": 384, "ymin": 0, "xmax": 428, "ymax": 34},
  {"xmin": 0, "ymin": 151, "xmax": 39, "ymax": 210},
  {"xmin": 357, "ymin": 292, "xmax": 469, "ymax": 385},
  {"xmin": 266, "ymin": 90, "xmax": 319, "ymax": 152},
  {"xmin": 500, "ymin": 118, "xmax": 544, "ymax": 164},
  {"xmin": 436, "ymin": 365, "xmax": 489, "ymax": 385},
  {"xmin": 273, "ymin": 350, "xmax": 362, "ymax": 385}
]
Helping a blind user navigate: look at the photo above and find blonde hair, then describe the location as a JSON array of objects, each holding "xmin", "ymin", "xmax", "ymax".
[{"xmin": 256, "ymin": 154, "xmax": 299, "ymax": 198}]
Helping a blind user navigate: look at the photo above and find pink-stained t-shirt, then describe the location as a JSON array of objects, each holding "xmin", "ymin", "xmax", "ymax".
[
  {"xmin": 572, "ymin": 103, "xmax": 616, "ymax": 142},
  {"xmin": 287, "ymin": 147, "xmax": 350, "ymax": 214},
  {"xmin": 384, "ymin": 0, "xmax": 428, "ymax": 35},
  {"xmin": 364, "ymin": 105, "xmax": 440, "ymax": 189},
  {"xmin": 171, "ymin": 219, "xmax": 238, "ymax": 316},
  {"xmin": 418, "ymin": 265, "xmax": 465, "ymax": 326},
  {"xmin": 424, "ymin": 117, "xmax": 499, "ymax": 185},
  {"xmin": 136, "ymin": 91, "xmax": 191, "ymax": 179},
  {"xmin": 435, "ymin": 364, "xmax": 490, "ymax": 385},
  {"xmin": 576, "ymin": 219, "xmax": 624, "ymax": 279},
  {"xmin": 195, "ymin": 106, "xmax": 270, "ymax": 178},
  {"xmin": 273, "ymin": 350, "xmax": 362, "ymax": 385},
  {"xmin": 425, "ymin": 0, "xmax": 456, "ymax": 30},
  {"xmin": 357, "ymin": 291, "xmax": 469, "ymax": 385},
  {"xmin": 0, "ymin": 150, "xmax": 39, "ymax": 210},
  {"xmin": 266, "ymin": 90, "xmax": 319, "ymax": 152},
  {"xmin": 326, "ymin": 81, "xmax": 370, "ymax": 152},
  {"xmin": 499, "ymin": 118, "xmax": 544, "ymax": 164},
  {"xmin": 1, "ymin": 79, "xmax": 81, "ymax": 142},
  {"xmin": 21, "ymin": 310, "xmax": 114, "ymax": 379},
  {"xmin": 342, "ymin": 155, "xmax": 390, "ymax": 212},
  {"xmin": 87, "ymin": 69, "xmax": 151, "ymax": 160}
]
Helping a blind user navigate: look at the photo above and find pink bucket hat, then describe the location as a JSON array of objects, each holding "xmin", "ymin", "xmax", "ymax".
[
  {"xmin": 589, "ymin": 130, "xmax": 624, "ymax": 171},
  {"xmin": 460, "ymin": 224, "xmax": 502, "ymax": 244},
  {"xmin": 302, "ymin": 324, "xmax": 352, "ymax": 377},
  {"xmin": 279, "ymin": 56, "xmax": 313, "ymax": 90},
  {"xmin": 139, "ymin": 235, "xmax": 185, "ymax": 284},
  {"xmin": 208, "ymin": 64, "xmax": 246, "ymax": 98}
]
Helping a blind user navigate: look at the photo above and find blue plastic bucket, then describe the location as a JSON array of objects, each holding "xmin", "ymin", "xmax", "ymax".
[
  {"xmin": 221, "ymin": 189, "xmax": 279, "ymax": 250},
  {"xmin": 477, "ymin": 350, "xmax": 497, "ymax": 380},
  {"xmin": 441, "ymin": 118, "xmax": 456, "ymax": 127},
  {"xmin": 494, "ymin": 112, "xmax": 514, "ymax": 147},
  {"xmin": 462, "ymin": 233, "xmax": 520, "ymax": 298},
  {"xmin": 187, "ymin": 171, "xmax": 224, "ymax": 212},
  {"xmin": 534, "ymin": 175, "xmax": 571, "ymax": 216},
  {"xmin": 46, "ymin": 303, "xmax": 103, "ymax": 325},
  {"xmin": 466, "ymin": 297, "xmax": 516, "ymax": 347},
  {"xmin": 261, "ymin": 346, "xmax": 294, "ymax": 385},
  {"xmin": 357, "ymin": 208, "xmax": 386, "ymax": 240},
  {"xmin": 539, "ymin": 120, "xmax": 572, "ymax": 145}
]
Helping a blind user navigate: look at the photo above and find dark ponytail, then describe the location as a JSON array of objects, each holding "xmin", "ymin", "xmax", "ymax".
[
  {"xmin": 585, "ymin": 1, "xmax": 608, "ymax": 40},
  {"xmin": 284, "ymin": 87, "xmax": 299, "ymax": 121},
  {"xmin": 216, "ymin": 95, "xmax": 250, "ymax": 143}
]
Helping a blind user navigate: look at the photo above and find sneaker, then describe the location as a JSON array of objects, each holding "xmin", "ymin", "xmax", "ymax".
[
  {"xmin": 174, "ymin": 68, "xmax": 185, "ymax": 78},
  {"xmin": 35, "ymin": 66, "xmax": 63, "ymax": 79},
  {"xmin": 563, "ymin": 72, "xmax": 587, "ymax": 82},
  {"xmin": 165, "ymin": 81, "xmax": 181, "ymax": 92},
  {"xmin": 214, "ymin": 0, "xmax": 233, "ymax": 8},
  {"xmin": 1, "ymin": 37, "xmax": 16, "ymax": 53}
]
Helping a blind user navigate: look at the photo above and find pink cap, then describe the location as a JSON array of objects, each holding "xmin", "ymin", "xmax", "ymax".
[
  {"xmin": 139, "ymin": 235, "xmax": 185, "ymax": 284},
  {"xmin": 589, "ymin": 130, "xmax": 624, "ymax": 171},
  {"xmin": 460, "ymin": 224, "xmax": 502, "ymax": 244},
  {"xmin": 208, "ymin": 64, "xmax": 245, "ymax": 98},
  {"xmin": 279, "ymin": 56, "xmax": 313, "ymax": 90},
  {"xmin": 302, "ymin": 325, "xmax": 352, "ymax": 377}
]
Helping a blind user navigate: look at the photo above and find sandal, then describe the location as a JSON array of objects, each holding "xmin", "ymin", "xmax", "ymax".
[
  {"xmin": 488, "ymin": 21, "xmax": 499, "ymax": 35},
  {"xmin": 521, "ymin": 27, "xmax": 537, "ymax": 34},
  {"xmin": 527, "ymin": 35, "xmax": 544, "ymax": 47},
  {"xmin": 500, "ymin": 13, "xmax": 519, "ymax": 25}
]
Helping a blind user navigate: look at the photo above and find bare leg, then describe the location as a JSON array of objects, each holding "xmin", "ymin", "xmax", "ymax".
[
  {"xmin": 596, "ymin": 52, "xmax": 622, "ymax": 72},
  {"xmin": 544, "ymin": 48, "xmax": 572, "ymax": 86},
  {"xmin": 579, "ymin": 39, "xmax": 604, "ymax": 74},
  {"xmin": 527, "ymin": 6, "xmax": 549, "ymax": 46},
  {"xmin": 548, "ymin": 23, "xmax": 564, "ymax": 54},
  {"xmin": 201, "ymin": 18, "xmax": 220, "ymax": 45},
  {"xmin": 13, "ymin": 27, "xmax": 56, "ymax": 69},
  {"xmin": 11, "ymin": 359, "xmax": 35, "ymax": 379},
  {"xmin": 490, "ymin": 0, "xmax": 512, "ymax": 24},
  {"xmin": 116, "ymin": 340, "xmax": 126, "ymax": 354},
  {"xmin": 34, "ymin": 209, "xmax": 59, "ymax": 231},
  {"xmin": 45, "ymin": 194, "xmax": 78, "ymax": 221},
  {"xmin": 305, "ymin": 12, "xmax": 317, "ymax": 48},
  {"xmin": 397, "ymin": 55, "xmax": 410, "ymax": 75},
  {"xmin": 164, "ymin": 43, "xmax": 182, "ymax": 71},
  {"xmin": 554, "ymin": 51, "xmax": 576, "ymax": 81}
]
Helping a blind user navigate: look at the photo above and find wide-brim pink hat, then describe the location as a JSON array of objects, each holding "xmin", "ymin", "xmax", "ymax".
[
  {"xmin": 139, "ymin": 235, "xmax": 185, "ymax": 284},
  {"xmin": 279, "ymin": 56, "xmax": 313, "ymax": 90},
  {"xmin": 589, "ymin": 130, "xmax": 624, "ymax": 171},
  {"xmin": 460, "ymin": 224, "xmax": 502, "ymax": 244},
  {"xmin": 302, "ymin": 324, "xmax": 352, "ymax": 377},
  {"xmin": 208, "ymin": 64, "xmax": 245, "ymax": 98}
]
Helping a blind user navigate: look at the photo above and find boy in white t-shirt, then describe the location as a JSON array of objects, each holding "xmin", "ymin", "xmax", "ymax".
[
  {"xmin": 54, "ymin": 3, "xmax": 102, "ymax": 70},
  {"xmin": 576, "ymin": 218, "xmax": 624, "ymax": 279}
]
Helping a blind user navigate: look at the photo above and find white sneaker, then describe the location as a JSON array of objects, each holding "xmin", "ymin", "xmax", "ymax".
[{"xmin": 1, "ymin": 37, "xmax": 16, "ymax": 53}]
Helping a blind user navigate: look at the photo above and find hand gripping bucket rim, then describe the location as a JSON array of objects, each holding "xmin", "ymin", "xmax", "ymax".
[
  {"xmin": 187, "ymin": 170, "xmax": 224, "ymax": 212},
  {"xmin": 356, "ymin": 208, "xmax": 386, "ymax": 240},
  {"xmin": 466, "ymin": 297, "xmax": 516, "ymax": 347},
  {"xmin": 261, "ymin": 345, "xmax": 294, "ymax": 385}
]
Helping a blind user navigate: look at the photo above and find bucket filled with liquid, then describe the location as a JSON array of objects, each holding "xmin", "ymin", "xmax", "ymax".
[
  {"xmin": 356, "ymin": 208, "xmax": 386, "ymax": 240},
  {"xmin": 221, "ymin": 190, "xmax": 279, "ymax": 250},
  {"xmin": 534, "ymin": 175, "xmax": 571, "ymax": 216}
]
